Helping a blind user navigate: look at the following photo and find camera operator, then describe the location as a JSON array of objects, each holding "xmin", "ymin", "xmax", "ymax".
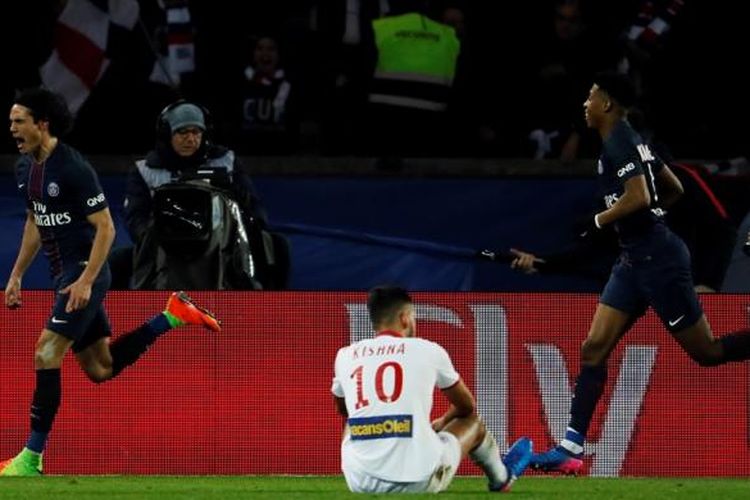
[{"xmin": 123, "ymin": 101, "xmax": 272, "ymax": 289}]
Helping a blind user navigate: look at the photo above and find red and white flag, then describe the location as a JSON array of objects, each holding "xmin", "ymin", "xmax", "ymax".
[
  {"xmin": 149, "ymin": 0, "xmax": 195, "ymax": 87},
  {"xmin": 39, "ymin": 0, "xmax": 140, "ymax": 114}
]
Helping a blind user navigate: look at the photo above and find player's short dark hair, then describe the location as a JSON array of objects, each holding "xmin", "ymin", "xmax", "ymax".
[
  {"xmin": 367, "ymin": 286, "xmax": 413, "ymax": 328},
  {"xmin": 593, "ymin": 71, "xmax": 636, "ymax": 109},
  {"xmin": 14, "ymin": 87, "xmax": 73, "ymax": 137}
]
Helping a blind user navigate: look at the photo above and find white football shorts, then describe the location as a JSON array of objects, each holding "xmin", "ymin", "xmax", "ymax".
[{"xmin": 343, "ymin": 431, "xmax": 462, "ymax": 494}]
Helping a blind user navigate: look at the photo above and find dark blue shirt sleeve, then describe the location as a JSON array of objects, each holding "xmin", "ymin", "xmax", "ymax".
[
  {"xmin": 68, "ymin": 159, "xmax": 108, "ymax": 215},
  {"xmin": 605, "ymin": 141, "xmax": 644, "ymax": 186},
  {"xmin": 14, "ymin": 160, "xmax": 32, "ymax": 210}
]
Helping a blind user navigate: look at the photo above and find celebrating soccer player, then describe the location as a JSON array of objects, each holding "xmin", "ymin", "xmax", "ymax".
[
  {"xmin": 1, "ymin": 88, "xmax": 221, "ymax": 476},
  {"xmin": 529, "ymin": 72, "xmax": 750, "ymax": 474}
]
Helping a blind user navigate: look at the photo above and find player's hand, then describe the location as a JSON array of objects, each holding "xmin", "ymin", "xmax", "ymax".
[
  {"xmin": 60, "ymin": 279, "xmax": 92, "ymax": 313},
  {"xmin": 510, "ymin": 248, "xmax": 545, "ymax": 274},
  {"xmin": 4, "ymin": 275, "xmax": 22, "ymax": 309},
  {"xmin": 431, "ymin": 416, "xmax": 447, "ymax": 432},
  {"xmin": 577, "ymin": 212, "xmax": 605, "ymax": 239}
]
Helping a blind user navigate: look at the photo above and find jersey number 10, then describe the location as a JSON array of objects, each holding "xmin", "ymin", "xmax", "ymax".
[{"xmin": 351, "ymin": 362, "xmax": 404, "ymax": 410}]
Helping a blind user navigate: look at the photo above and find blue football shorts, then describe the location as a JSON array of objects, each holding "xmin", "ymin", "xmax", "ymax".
[
  {"xmin": 47, "ymin": 263, "xmax": 112, "ymax": 353},
  {"xmin": 600, "ymin": 229, "xmax": 703, "ymax": 333}
]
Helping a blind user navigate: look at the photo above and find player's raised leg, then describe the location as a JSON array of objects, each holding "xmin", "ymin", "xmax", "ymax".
[
  {"xmin": 671, "ymin": 315, "xmax": 750, "ymax": 367},
  {"xmin": 107, "ymin": 291, "xmax": 220, "ymax": 378},
  {"xmin": 76, "ymin": 291, "xmax": 221, "ymax": 383}
]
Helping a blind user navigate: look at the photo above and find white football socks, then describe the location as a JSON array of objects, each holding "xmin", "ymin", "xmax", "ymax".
[{"xmin": 469, "ymin": 431, "xmax": 508, "ymax": 485}]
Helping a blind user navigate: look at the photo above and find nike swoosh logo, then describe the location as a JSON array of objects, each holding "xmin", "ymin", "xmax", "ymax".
[
  {"xmin": 51, "ymin": 317, "xmax": 68, "ymax": 324},
  {"xmin": 668, "ymin": 315, "xmax": 685, "ymax": 327},
  {"xmin": 18, "ymin": 184, "xmax": 25, "ymax": 189}
]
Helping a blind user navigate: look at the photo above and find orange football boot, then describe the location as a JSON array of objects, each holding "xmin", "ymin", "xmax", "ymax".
[{"xmin": 165, "ymin": 291, "xmax": 221, "ymax": 332}]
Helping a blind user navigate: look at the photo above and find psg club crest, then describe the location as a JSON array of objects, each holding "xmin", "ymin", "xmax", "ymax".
[{"xmin": 47, "ymin": 182, "xmax": 60, "ymax": 197}]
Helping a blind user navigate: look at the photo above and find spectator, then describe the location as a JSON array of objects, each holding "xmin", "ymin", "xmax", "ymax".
[
  {"xmin": 364, "ymin": 0, "xmax": 461, "ymax": 160},
  {"xmin": 148, "ymin": 0, "xmax": 197, "ymax": 91},
  {"xmin": 524, "ymin": 0, "xmax": 619, "ymax": 161},
  {"xmin": 438, "ymin": 3, "xmax": 500, "ymax": 156},
  {"xmin": 307, "ymin": 0, "xmax": 387, "ymax": 154},
  {"xmin": 619, "ymin": 0, "xmax": 686, "ymax": 96},
  {"xmin": 440, "ymin": 5, "xmax": 466, "ymax": 38},
  {"xmin": 121, "ymin": 100, "xmax": 286, "ymax": 290},
  {"xmin": 233, "ymin": 35, "xmax": 298, "ymax": 154}
]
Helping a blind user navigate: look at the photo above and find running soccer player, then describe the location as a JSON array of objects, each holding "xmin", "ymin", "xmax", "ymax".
[
  {"xmin": 331, "ymin": 286, "xmax": 532, "ymax": 493},
  {"xmin": 529, "ymin": 72, "xmax": 750, "ymax": 474},
  {"xmin": 1, "ymin": 88, "xmax": 221, "ymax": 477}
]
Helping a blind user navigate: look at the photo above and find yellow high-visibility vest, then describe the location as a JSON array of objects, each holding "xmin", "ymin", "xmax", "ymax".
[{"xmin": 370, "ymin": 13, "xmax": 460, "ymax": 112}]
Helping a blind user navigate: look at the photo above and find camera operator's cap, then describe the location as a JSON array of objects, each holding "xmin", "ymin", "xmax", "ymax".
[{"xmin": 166, "ymin": 103, "xmax": 206, "ymax": 133}]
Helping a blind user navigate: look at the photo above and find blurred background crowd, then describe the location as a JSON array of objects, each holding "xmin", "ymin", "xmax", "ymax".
[{"xmin": 1, "ymin": 0, "xmax": 748, "ymax": 160}]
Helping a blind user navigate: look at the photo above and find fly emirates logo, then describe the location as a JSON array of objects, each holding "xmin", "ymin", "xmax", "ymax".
[{"xmin": 32, "ymin": 201, "xmax": 72, "ymax": 227}]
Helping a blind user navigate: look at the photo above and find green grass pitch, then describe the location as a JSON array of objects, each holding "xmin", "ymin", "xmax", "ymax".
[{"xmin": 1, "ymin": 476, "xmax": 749, "ymax": 499}]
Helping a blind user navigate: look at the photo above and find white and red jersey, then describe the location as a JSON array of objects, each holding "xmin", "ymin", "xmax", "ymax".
[{"xmin": 331, "ymin": 330, "xmax": 460, "ymax": 482}]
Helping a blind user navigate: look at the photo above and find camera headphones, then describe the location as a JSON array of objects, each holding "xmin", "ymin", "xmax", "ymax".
[{"xmin": 155, "ymin": 99, "xmax": 213, "ymax": 144}]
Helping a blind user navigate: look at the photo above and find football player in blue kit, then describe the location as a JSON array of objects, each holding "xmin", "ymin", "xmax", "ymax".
[
  {"xmin": 1, "ymin": 88, "xmax": 220, "ymax": 476},
  {"xmin": 529, "ymin": 72, "xmax": 750, "ymax": 474}
]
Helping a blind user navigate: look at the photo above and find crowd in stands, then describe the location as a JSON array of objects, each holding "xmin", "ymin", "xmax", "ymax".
[{"xmin": 1, "ymin": 0, "xmax": 747, "ymax": 160}]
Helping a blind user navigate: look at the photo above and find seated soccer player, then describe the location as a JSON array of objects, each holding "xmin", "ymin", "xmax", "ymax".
[{"xmin": 331, "ymin": 286, "xmax": 533, "ymax": 493}]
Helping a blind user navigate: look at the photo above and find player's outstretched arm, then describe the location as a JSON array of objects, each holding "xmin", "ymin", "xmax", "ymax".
[
  {"xmin": 5, "ymin": 211, "xmax": 41, "ymax": 309},
  {"xmin": 509, "ymin": 248, "xmax": 546, "ymax": 274}
]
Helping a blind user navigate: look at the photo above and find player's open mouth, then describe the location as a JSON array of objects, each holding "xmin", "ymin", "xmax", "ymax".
[{"xmin": 14, "ymin": 138, "xmax": 25, "ymax": 149}]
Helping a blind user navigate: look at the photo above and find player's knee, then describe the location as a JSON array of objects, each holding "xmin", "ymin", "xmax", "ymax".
[
  {"xmin": 682, "ymin": 337, "xmax": 724, "ymax": 367},
  {"xmin": 687, "ymin": 350, "xmax": 723, "ymax": 367},
  {"xmin": 34, "ymin": 342, "xmax": 64, "ymax": 368},
  {"xmin": 86, "ymin": 370, "xmax": 111, "ymax": 384},
  {"xmin": 474, "ymin": 417, "xmax": 487, "ymax": 441},
  {"xmin": 84, "ymin": 364, "xmax": 113, "ymax": 384}
]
